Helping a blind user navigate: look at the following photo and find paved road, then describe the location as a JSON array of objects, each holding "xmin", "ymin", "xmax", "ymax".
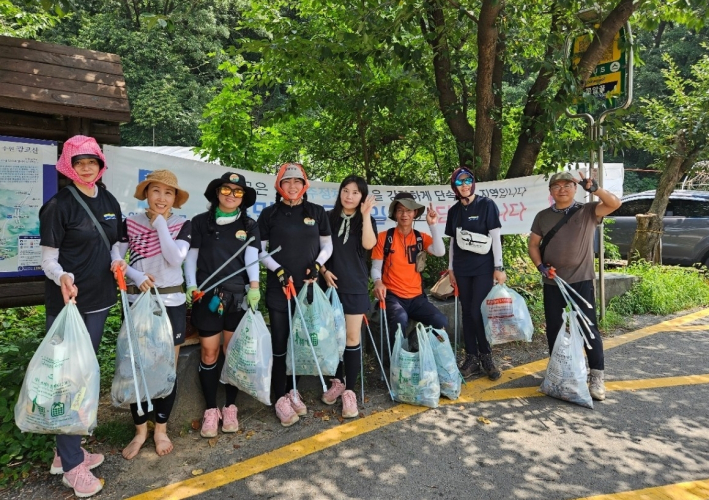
[
  {"xmin": 10, "ymin": 308, "xmax": 709, "ymax": 500},
  {"xmin": 125, "ymin": 308, "xmax": 709, "ymax": 500}
]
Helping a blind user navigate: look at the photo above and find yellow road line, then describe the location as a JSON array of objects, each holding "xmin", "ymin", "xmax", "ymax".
[
  {"xmin": 574, "ymin": 478, "xmax": 709, "ymax": 499},
  {"xmin": 475, "ymin": 373, "xmax": 709, "ymax": 402},
  {"xmin": 127, "ymin": 308, "xmax": 709, "ymax": 500}
]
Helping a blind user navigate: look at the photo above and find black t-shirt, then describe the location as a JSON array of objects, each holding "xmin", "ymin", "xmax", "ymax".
[
  {"xmin": 325, "ymin": 211, "xmax": 377, "ymax": 295},
  {"xmin": 190, "ymin": 212, "xmax": 260, "ymax": 293},
  {"xmin": 40, "ymin": 186, "xmax": 123, "ymax": 315},
  {"xmin": 259, "ymin": 201, "xmax": 331, "ymax": 311},
  {"xmin": 444, "ymin": 196, "xmax": 501, "ymax": 277}
]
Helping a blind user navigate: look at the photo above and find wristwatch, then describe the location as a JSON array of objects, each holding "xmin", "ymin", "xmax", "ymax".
[{"xmin": 494, "ymin": 266, "xmax": 505, "ymax": 272}]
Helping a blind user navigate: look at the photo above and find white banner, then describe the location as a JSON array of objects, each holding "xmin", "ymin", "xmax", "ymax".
[{"xmin": 103, "ymin": 146, "xmax": 622, "ymax": 235}]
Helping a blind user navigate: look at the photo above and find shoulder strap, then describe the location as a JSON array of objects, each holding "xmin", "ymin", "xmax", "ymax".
[
  {"xmin": 383, "ymin": 228, "xmax": 395, "ymax": 261},
  {"xmin": 414, "ymin": 229, "xmax": 423, "ymax": 251},
  {"xmin": 539, "ymin": 204, "xmax": 582, "ymax": 261},
  {"xmin": 67, "ymin": 185, "xmax": 111, "ymax": 252}
]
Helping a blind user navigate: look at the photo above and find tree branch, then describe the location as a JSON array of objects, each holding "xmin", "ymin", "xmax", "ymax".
[{"xmin": 444, "ymin": 0, "xmax": 478, "ymax": 24}]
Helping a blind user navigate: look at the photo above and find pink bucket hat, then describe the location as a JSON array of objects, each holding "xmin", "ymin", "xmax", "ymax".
[{"xmin": 56, "ymin": 135, "xmax": 107, "ymax": 188}]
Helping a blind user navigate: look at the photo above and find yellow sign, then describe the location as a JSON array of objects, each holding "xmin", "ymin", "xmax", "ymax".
[
  {"xmin": 584, "ymin": 72, "xmax": 622, "ymax": 98},
  {"xmin": 572, "ymin": 30, "xmax": 622, "ymax": 67}
]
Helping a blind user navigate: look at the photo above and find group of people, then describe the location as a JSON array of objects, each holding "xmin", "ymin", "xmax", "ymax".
[{"xmin": 39, "ymin": 135, "xmax": 620, "ymax": 497}]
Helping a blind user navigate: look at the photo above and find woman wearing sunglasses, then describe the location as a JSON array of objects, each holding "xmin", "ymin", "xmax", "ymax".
[
  {"xmin": 444, "ymin": 167, "xmax": 506, "ymax": 381},
  {"xmin": 184, "ymin": 172, "xmax": 261, "ymax": 439}
]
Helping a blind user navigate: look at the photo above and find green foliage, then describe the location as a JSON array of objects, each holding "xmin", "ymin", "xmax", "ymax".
[
  {"xmin": 93, "ymin": 420, "xmax": 134, "ymax": 448},
  {"xmin": 0, "ymin": 306, "xmax": 53, "ymax": 486},
  {"xmin": 0, "ymin": 0, "xmax": 60, "ymax": 37},
  {"xmin": 609, "ymin": 261, "xmax": 709, "ymax": 315},
  {"xmin": 623, "ymin": 170, "xmax": 659, "ymax": 194}
]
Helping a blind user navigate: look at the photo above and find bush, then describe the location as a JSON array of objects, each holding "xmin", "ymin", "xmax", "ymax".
[{"xmin": 609, "ymin": 261, "xmax": 709, "ymax": 315}]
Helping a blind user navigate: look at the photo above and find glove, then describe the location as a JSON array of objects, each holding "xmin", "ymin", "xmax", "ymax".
[
  {"xmin": 186, "ymin": 285, "xmax": 198, "ymax": 306},
  {"xmin": 537, "ymin": 263, "xmax": 551, "ymax": 279},
  {"xmin": 305, "ymin": 261, "xmax": 321, "ymax": 281},
  {"xmin": 275, "ymin": 267, "xmax": 291, "ymax": 288},
  {"xmin": 247, "ymin": 287, "xmax": 260, "ymax": 311},
  {"xmin": 581, "ymin": 178, "xmax": 599, "ymax": 193}
]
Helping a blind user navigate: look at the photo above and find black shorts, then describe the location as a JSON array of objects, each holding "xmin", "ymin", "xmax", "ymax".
[
  {"xmin": 166, "ymin": 303, "xmax": 187, "ymax": 346},
  {"xmin": 339, "ymin": 293, "xmax": 371, "ymax": 315},
  {"xmin": 191, "ymin": 287, "xmax": 246, "ymax": 336}
]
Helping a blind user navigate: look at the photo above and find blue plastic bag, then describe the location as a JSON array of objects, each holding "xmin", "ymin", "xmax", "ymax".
[
  {"xmin": 325, "ymin": 286, "xmax": 346, "ymax": 359},
  {"xmin": 286, "ymin": 284, "xmax": 339, "ymax": 376},
  {"xmin": 390, "ymin": 325, "xmax": 440, "ymax": 408},
  {"xmin": 427, "ymin": 325, "xmax": 462, "ymax": 400}
]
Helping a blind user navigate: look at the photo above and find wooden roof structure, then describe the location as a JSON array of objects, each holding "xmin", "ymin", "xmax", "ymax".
[{"xmin": 0, "ymin": 35, "xmax": 131, "ymax": 144}]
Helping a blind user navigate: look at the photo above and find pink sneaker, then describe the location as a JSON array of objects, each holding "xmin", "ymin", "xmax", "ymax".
[
  {"xmin": 200, "ymin": 408, "xmax": 221, "ymax": 438},
  {"xmin": 275, "ymin": 396, "xmax": 299, "ymax": 427},
  {"xmin": 222, "ymin": 404, "xmax": 239, "ymax": 433},
  {"xmin": 341, "ymin": 390, "xmax": 359, "ymax": 419},
  {"xmin": 321, "ymin": 378, "xmax": 346, "ymax": 405},
  {"xmin": 62, "ymin": 462, "xmax": 103, "ymax": 498},
  {"xmin": 288, "ymin": 389, "xmax": 307, "ymax": 416},
  {"xmin": 50, "ymin": 447, "xmax": 104, "ymax": 475}
]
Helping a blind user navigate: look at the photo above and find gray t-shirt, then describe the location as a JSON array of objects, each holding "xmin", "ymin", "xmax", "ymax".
[{"xmin": 530, "ymin": 202, "xmax": 600, "ymax": 285}]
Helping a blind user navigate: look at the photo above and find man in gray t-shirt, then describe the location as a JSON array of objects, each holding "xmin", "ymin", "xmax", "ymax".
[{"xmin": 528, "ymin": 171, "xmax": 621, "ymax": 401}]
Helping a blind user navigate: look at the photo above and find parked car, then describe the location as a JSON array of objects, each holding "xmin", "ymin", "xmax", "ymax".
[{"xmin": 606, "ymin": 190, "xmax": 709, "ymax": 267}]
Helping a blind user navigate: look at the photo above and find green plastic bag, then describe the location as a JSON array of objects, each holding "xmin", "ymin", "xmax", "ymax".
[{"xmin": 390, "ymin": 324, "xmax": 440, "ymax": 408}]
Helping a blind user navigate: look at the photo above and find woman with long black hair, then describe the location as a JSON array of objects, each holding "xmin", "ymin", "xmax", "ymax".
[
  {"xmin": 319, "ymin": 175, "xmax": 377, "ymax": 418},
  {"xmin": 258, "ymin": 162, "xmax": 332, "ymax": 426}
]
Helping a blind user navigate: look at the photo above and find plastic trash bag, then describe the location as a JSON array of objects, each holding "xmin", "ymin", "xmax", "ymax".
[
  {"xmin": 286, "ymin": 284, "xmax": 339, "ymax": 376},
  {"xmin": 111, "ymin": 291, "xmax": 176, "ymax": 408},
  {"xmin": 15, "ymin": 302, "xmax": 100, "ymax": 435},
  {"xmin": 221, "ymin": 309, "xmax": 273, "ymax": 405},
  {"xmin": 539, "ymin": 311, "xmax": 593, "ymax": 409},
  {"xmin": 390, "ymin": 325, "xmax": 440, "ymax": 408},
  {"xmin": 427, "ymin": 325, "xmax": 462, "ymax": 400},
  {"xmin": 325, "ymin": 286, "xmax": 347, "ymax": 359},
  {"xmin": 482, "ymin": 284, "xmax": 534, "ymax": 345}
]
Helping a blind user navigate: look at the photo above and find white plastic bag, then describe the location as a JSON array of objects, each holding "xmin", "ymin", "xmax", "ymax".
[
  {"xmin": 286, "ymin": 284, "xmax": 339, "ymax": 376},
  {"xmin": 481, "ymin": 284, "xmax": 534, "ymax": 345},
  {"xmin": 427, "ymin": 325, "xmax": 461, "ymax": 400},
  {"xmin": 15, "ymin": 302, "xmax": 100, "ymax": 435},
  {"xmin": 220, "ymin": 309, "xmax": 273, "ymax": 405},
  {"xmin": 390, "ymin": 325, "xmax": 440, "ymax": 408},
  {"xmin": 111, "ymin": 291, "xmax": 176, "ymax": 408},
  {"xmin": 325, "ymin": 286, "xmax": 347, "ymax": 359},
  {"xmin": 539, "ymin": 311, "xmax": 593, "ymax": 409}
]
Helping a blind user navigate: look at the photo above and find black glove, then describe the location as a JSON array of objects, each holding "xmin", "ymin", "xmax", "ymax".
[
  {"xmin": 275, "ymin": 266, "xmax": 291, "ymax": 287},
  {"xmin": 305, "ymin": 261, "xmax": 321, "ymax": 281},
  {"xmin": 537, "ymin": 263, "xmax": 551, "ymax": 279},
  {"xmin": 581, "ymin": 178, "xmax": 599, "ymax": 193}
]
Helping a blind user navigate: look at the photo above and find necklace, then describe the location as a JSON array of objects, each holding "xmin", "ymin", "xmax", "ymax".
[{"xmin": 551, "ymin": 202, "xmax": 579, "ymax": 214}]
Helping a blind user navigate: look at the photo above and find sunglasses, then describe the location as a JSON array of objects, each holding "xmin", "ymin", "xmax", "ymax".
[
  {"xmin": 218, "ymin": 186, "xmax": 245, "ymax": 197},
  {"xmin": 454, "ymin": 177, "xmax": 474, "ymax": 186}
]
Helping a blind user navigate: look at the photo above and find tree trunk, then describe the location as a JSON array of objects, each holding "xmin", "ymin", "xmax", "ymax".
[
  {"xmin": 489, "ymin": 30, "xmax": 505, "ymax": 181},
  {"xmin": 423, "ymin": 0, "xmax": 475, "ymax": 169},
  {"xmin": 506, "ymin": 0, "xmax": 640, "ymax": 179},
  {"xmin": 628, "ymin": 214, "xmax": 663, "ymax": 264},
  {"xmin": 473, "ymin": 0, "xmax": 502, "ymax": 181}
]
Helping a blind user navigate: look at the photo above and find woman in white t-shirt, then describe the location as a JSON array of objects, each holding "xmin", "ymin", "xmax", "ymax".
[{"xmin": 112, "ymin": 170, "xmax": 191, "ymax": 460}]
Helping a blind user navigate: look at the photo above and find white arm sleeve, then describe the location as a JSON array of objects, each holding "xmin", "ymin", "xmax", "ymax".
[
  {"xmin": 125, "ymin": 265, "xmax": 147, "ymax": 287},
  {"xmin": 426, "ymin": 224, "xmax": 445, "ymax": 257},
  {"xmin": 260, "ymin": 240, "xmax": 282, "ymax": 272},
  {"xmin": 490, "ymin": 227, "xmax": 503, "ymax": 267},
  {"xmin": 316, "ymin": 235, "xmax": 333, "ymax": 265},
  {"xmin": 245, "ymin": 245, "xmax": 260, "ymax": 282},
  {"xmin": 184, "ymin": 248, "xmax": 199, "ymax": 287},
  {"xmin": 153, "ymin": 216, "xmax": 189, "ymax": 266},
  {"xmin": 371, "ymin": 259, "xmax": 383, "ymax": 282},
  {"xmin": 448, "ymin": 240, "xmax": 454, "ymax": 270},
  {"xmin": 111, "ymin": 242, "xmax": 128, "ymax": 262},
  {"xmin": 41, "ymin": 246, "xmax": 73, "ymax": 286}
]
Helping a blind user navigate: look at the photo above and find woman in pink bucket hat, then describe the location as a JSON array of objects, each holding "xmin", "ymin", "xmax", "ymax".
[{"xmin": 39, "ymin": 135, "xmax": 126, "ymax": 497}]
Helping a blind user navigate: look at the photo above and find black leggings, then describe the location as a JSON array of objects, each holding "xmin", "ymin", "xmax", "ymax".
[
  {"xmin": 456, "ymin": 273, "xmax": 494, "ymax": 356},
  {"xmin": 268, "ymin": 307, "xmax": 298, "ymax": 400}
]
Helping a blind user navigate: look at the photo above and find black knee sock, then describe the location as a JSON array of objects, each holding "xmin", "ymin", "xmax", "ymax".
[
  {"xmin": 154, "ymin": 380, "xmax": 178, "ymax": 424},
  {"xmin": 223, "ymin": 383, "xmax": 239, "ymax": 407},
  {"xmin": 199, "ymin": 361, "xmax": 219, "ymax": 409},
  {"xmin": 285, "ymin": 375, "xmax": 301, "ymax": 394},
  {"xmin": 334, "ymin": 360, "xmax": 344, "ymax": 381},
  {"xmin": 343, "ymin": 344, "xmax": 361, "ymax": 391},
  {"xmin": 272, "ymin": 353, "xmax": 288, "ymax": 400}
]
